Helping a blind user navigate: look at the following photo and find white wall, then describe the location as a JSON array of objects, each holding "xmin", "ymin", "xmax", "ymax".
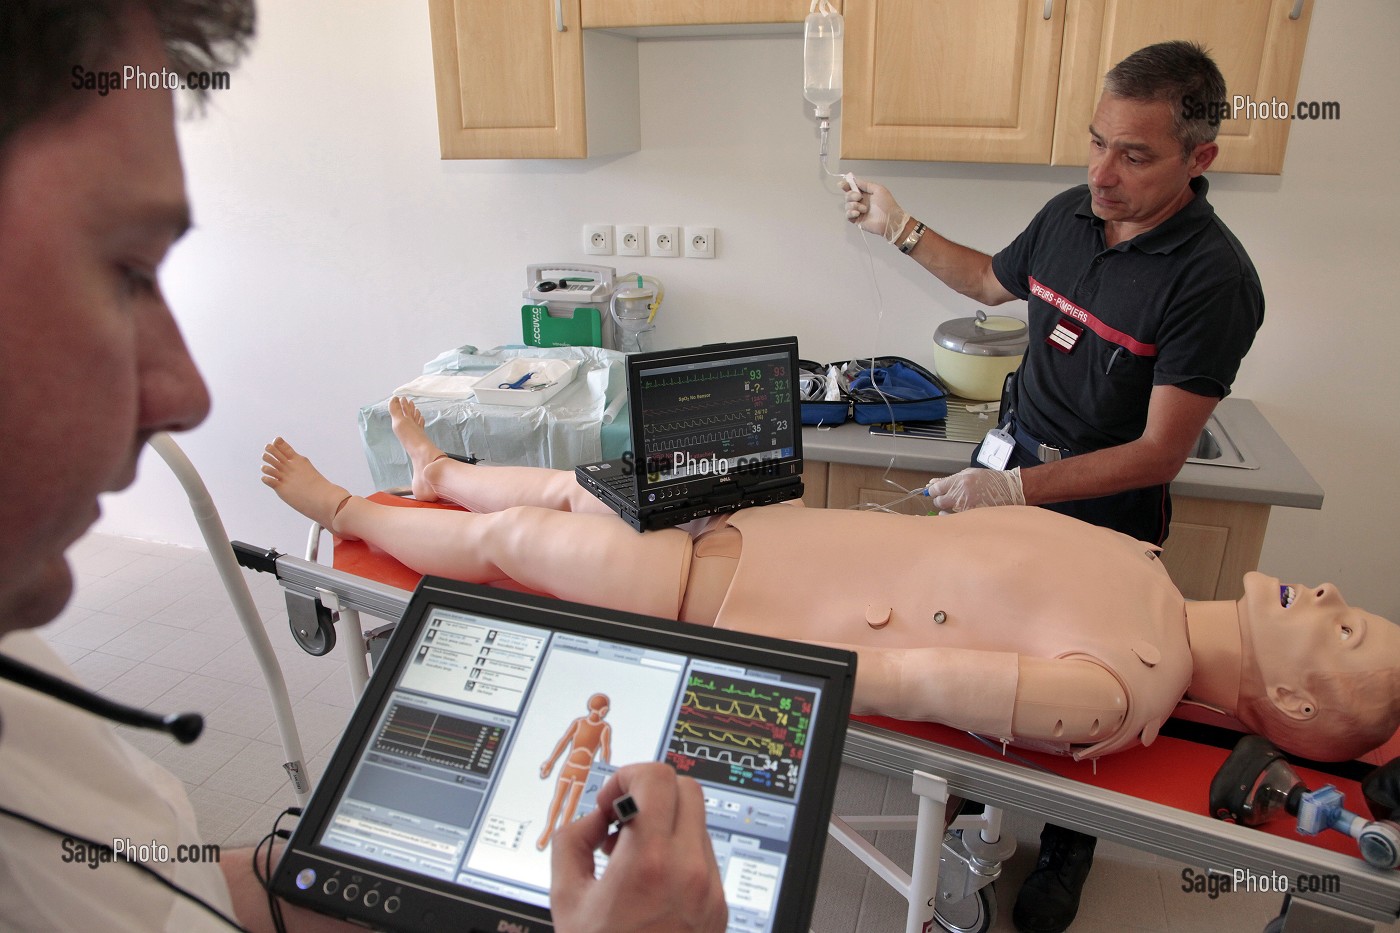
[{"xmin": 101, "ymin": 0, "xmax": 1400, "ymax": 621}]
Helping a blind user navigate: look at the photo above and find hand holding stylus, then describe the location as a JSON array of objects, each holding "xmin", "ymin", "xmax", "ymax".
[{"xmin": 550, "ymin": 762, "xmax": 727, "ymax": 933}]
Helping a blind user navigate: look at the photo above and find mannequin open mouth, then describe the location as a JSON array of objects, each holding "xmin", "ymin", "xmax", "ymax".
[{"xmin": 1280, "ymin": 585, "xmax": 1296, "ymax": 608}]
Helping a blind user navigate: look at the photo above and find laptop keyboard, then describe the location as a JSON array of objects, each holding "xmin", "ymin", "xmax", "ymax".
[{"xmin": 603, "ymin": 472, "xmax": 637, "ymax": 501}]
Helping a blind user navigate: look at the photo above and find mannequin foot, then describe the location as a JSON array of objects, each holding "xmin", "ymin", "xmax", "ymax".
[
  {"xmin": 261, "ymin": 438, "xmax": 357, "ymax": 539},
  {"xmin": 389, "ymin": 396, "xmax": 449, "ymax": 502}
]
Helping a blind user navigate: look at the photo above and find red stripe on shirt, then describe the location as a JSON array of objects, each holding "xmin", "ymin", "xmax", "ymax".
[{"xmin": 1028, "ymin": 276, "xmax": 1158, "ymax": 357}]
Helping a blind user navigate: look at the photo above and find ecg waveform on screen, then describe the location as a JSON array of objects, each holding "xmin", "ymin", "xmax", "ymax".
[
  {"xmin": 374, "ymin": 702, "xmax": 504, "ymax": 777},
  {"xmin": 639, "ymin": 360, "xmax": 793, "ymax": 464},
  {"xmin": 666, "ymin": 672, "xmax": 814, "ymax": 799}
]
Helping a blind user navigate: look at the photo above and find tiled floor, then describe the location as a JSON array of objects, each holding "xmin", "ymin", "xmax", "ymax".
[
  {"xmin": 37, "ymin": 532, "xmax": 1397, "ymax": 932},
  {"xmin": 40, "ymin": 532, "xmax": 356, "ymax": 849}
]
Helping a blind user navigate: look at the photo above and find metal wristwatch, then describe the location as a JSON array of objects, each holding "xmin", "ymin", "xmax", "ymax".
[{"xmin": 899, "ymin": 220, "xmax": 927, "ymax": 254}]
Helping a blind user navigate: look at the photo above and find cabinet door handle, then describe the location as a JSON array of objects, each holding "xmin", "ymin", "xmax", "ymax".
[
  {"xmin": 1043, "ymin": 0, "xmax": 1053, "ymax": 19},
  {"xmin": 555, "ymin": 0, "xmax": 566, "ymax": 32},
  {"xmin": 1289, "ymin": 0, "xmax": 1304, "ymax": 19}
]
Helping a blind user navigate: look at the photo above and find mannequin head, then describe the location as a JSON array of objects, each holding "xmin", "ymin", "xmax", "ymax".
[
  {"xmin": 1235, "ymin": 572, "xmax": 1400, "ymax": 761},
  {"xmin": 587, "ymin": 693, "xmax": 610, "ymax": 720}
]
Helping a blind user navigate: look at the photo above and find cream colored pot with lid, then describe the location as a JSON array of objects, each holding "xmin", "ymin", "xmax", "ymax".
[{"xmin": 932, "ymin": 311, "xmax": 1029, "ymax": 401}]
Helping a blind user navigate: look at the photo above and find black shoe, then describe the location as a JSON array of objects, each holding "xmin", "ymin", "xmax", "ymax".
[{"xmin": 1012, "ymin": 824, "xmax": 1097, "ymax": 933}]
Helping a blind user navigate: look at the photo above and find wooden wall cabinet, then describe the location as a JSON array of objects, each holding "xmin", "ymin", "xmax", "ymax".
[
  {"xmin": 429, "ymin": 0, "xmax": 839, "ymax": 159},
  {"xmin": 583, "ymin": 1, "xmax": 840, "ymax": 29},
  {"xmin": 1052, "ymin": 0, "xmax": 1314, "ymax": 174},
  {"xmin": 841, "ymin": 0, "xmax": 1068, "ymax": 164},
  {"xmin": 819, "ymin": 461, "xmax": 1266, "ymax": 600},
  {"xmin": 842, "ymin": 0, "xmax": 1313, "ymax": 173},
  {"xmin": 429, "ymin": 0, "xmax": 632, "ymax": 159}
]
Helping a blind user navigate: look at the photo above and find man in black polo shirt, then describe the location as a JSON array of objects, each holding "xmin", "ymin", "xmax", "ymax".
[{"xmin": 842, "ymin": 40, "xmax": 1263, "ymax": 933}]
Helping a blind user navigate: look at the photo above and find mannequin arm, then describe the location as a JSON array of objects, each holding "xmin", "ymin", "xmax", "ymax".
[
  {"xmin": 542, "ymin": 720, "xmax": 579, "ymax": 775},
  {"xmin": 1013, "ymin": 656, "xmax": 1128, "ymax": 743},
  {"xmin": 825, "ymin": 643, "xmax": 1127, "ymax": 744}
]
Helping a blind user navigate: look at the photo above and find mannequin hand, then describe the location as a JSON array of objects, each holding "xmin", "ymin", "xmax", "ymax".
[
  {"xmin": 926, "ymin": 467, "xmax": 1025, "ymax": 513},
  {"xmin": 551, "ymin": 763, "xmax": 727, "ymax": 933},
  {"xmin": 843, "ymin": 174, "xmax": 911, "ymax": 244}
]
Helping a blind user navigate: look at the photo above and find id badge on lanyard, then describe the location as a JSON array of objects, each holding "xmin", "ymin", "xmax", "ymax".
[{"xmin": 975, "ymin": 427, "xmax": 1015, "ymax": 471}]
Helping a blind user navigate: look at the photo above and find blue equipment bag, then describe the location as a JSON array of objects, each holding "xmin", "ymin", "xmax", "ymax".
[{"xmin": 799, "ymin": 357, "xmax": 948, "ymax": 427}]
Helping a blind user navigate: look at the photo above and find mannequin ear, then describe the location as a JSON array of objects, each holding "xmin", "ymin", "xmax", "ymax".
[{"xmin": 1268, "ymin": 684, "xmax": 1319, "ymax": 721}]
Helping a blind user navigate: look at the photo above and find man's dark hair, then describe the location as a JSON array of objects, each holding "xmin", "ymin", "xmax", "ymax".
[
  {"xmin": 1103, "ymin": 40, "xmax": 1227, "ymax": 159},
  {"xmin": 0, "ymin": 0, "xmax": 254, "ymax": 151}
]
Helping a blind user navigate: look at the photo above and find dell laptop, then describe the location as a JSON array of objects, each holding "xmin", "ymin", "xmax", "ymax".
[
  {"xmin": 574, "ymin": 336, "xmax": 804, "ymax": 531},
  {"xmin": 272, "ymin": 576, "xmax": 855, "ymax": 933}
]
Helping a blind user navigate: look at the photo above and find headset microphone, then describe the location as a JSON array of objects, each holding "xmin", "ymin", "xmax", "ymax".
[{"xmin": 0, "ymin": 652, "xmax": 203, "ymax": 744}]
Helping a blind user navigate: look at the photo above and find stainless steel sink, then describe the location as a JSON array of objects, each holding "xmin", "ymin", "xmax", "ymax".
[
  {"xmin": 1186, "ymin": 413, "xmax": 1257, "ymax": 469},
  {"xmin": 870, "ymin": 404, "xmax": 1257, "ymax": 469}
]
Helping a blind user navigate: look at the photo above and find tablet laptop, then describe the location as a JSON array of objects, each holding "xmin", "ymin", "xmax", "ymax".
[
  {"xmin": 574, "ymin": 337, "xmax": 804, "ymax": 531},
  {"xmin": 272, "ymin": 577, "xmax": 855, "ymax": 932}
]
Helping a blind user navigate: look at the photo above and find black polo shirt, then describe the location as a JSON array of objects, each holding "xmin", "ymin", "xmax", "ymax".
[{"xmin": 990, "ymin": 176, "xmax": 1263, "ymax": 455}]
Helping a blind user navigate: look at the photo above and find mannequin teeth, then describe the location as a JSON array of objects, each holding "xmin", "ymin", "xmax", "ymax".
[{"xmin": 1280, "ymin": 585, "xmax": 1296, "ymax": 608}]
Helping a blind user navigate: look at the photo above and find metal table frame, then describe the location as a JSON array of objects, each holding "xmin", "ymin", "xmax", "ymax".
[{"xmin": 240, "ymin": 550, "xmax": 1400, "ymax": 933}]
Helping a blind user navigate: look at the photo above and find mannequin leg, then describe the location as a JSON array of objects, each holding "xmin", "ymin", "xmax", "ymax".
[
  {"xmin": 557, "ymin": 778, "xmax": 587, "ymax": 833},
  {"xmin": 264, "ymin": 438, "xmax": 693, "ymax": 619},
  {"xmin": 334, "ymin": 500, "xmax": 693, "ymax": 617},
  {"xmin": 420, "ymin": 462, "xmax": 612, "ymax": 515},
  {"xmin": 391, "ymin": 396, "xmax": 608, "ymax": 514},
  {"xmin": 538, "ymin": 777, "xmax": 572, "ymax": 850}
]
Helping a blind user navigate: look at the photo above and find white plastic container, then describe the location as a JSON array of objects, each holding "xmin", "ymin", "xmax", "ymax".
[{"xmin": 472, "ymin": 359, "xmax": 580, "ymax": 408}]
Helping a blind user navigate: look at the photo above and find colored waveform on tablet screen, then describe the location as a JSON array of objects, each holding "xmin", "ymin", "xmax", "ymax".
[
  {"xmin": 374, "ymin": 702, "xmax": 505, "ymax": 776},
  {"xmin": 666, "ymin": 672, "xmax": 814, "ymax": 798}
]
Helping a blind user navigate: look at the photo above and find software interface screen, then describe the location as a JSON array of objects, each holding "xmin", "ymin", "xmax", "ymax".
[
  {"xmin": 318, "ymin": 605, "xmax": 825, "ymax": 933},
  {"xmin": 637, "ymin": 349, "xmax": 796, "ymax": 481}
]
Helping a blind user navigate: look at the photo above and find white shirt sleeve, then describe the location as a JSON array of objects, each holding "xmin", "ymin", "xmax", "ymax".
[{"xmin": 0, "ymin": 630, "xmax": 237, "ymax": 931}]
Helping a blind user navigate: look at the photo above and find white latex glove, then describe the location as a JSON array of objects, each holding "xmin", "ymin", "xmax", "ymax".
[
  {"xmin": 843, "ymin": 173, "xmax": 911, "ymax": 244},
  {"xmin": 925, "ymin": 467, "xmax": 1025, "ymax": 513}
]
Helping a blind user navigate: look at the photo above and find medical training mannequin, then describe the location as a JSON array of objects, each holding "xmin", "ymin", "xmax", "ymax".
[{"xmin": 261, "ymin": 399, "xmax": 1400, "ymax": 763}]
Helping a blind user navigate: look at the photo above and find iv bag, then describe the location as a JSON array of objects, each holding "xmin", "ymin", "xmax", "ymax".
[{"xmin": 803, "ymin": 0, "xmax": 844, "ymax": 117}]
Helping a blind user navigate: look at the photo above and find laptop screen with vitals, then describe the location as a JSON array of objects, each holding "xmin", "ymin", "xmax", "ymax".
[
  {"xmin": 631, "ymin": 338, "xmax": 802, "ymax": 490},
  {"xmin": 273, "ymin": 577, "xmax": 855, "ymax": 933},
  {"xmin": 575, "ymin": 337, "xmax": 805, "ymax": 530}
]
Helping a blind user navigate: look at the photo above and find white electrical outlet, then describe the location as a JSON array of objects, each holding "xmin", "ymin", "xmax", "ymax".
[
  {"xmin": 649, "ymin": 225, "xmax": 680, "ymax": 258},
  {"xmin": 617, "ymin": 224, "xmax": 646, "ymax": 257},
  {"xmin": 684, "ymin": 226, "xmax": 716, "ymax": 259},
  {"xmin": 583, "ymin": 224, "xmax": 614, "ymax": 255}
]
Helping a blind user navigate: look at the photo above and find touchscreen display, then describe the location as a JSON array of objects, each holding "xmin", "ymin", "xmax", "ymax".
[{"xmin": 313, "ymin": 604, "xmax": 826, "ymax": 933}]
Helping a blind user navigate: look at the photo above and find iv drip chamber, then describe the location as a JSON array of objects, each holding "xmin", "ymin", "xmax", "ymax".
[{"xmin": 803, "ymin": 1, "xmax": 844, "ymax": 117}]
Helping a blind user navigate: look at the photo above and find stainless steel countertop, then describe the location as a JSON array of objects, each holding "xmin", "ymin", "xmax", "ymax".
[{"xmin": 802, "ymin": 397, "xmax": 1324, "ymax": 510}]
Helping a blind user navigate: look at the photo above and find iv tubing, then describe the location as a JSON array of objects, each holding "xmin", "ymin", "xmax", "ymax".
[
  {"xmin": 819, "ymin": 116, "xmax": 842, "ymax": 178},
  {"xmin": 815, "ymin": 107, "xmax": 922, "ymax": 512}
]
